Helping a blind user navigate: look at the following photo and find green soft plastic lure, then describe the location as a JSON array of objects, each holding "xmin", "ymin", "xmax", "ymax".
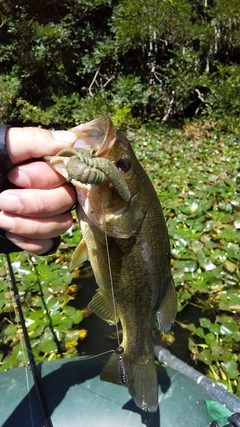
[{"xmin": 47, "ymin": 147, "xmax": 131, "ymax": 203}]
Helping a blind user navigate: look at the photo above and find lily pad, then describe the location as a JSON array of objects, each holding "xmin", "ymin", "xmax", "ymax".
[
  {"xmin": 173, "ymin": 259, "xmax": 198, "ymax": 272},
  {"xmin": 39, "ymin": 329, "xmax": 58, "ymax": 354},
  {"xmin": 197, "ymin": 250, "xmax": 216, "ymax": 271},
  {"xmin": 221, "ymin": 360, "xmax": 239, "ymax": 379}
]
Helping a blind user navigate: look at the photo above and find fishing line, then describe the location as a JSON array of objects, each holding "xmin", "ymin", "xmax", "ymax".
[
  {"xmin": 101, "ymin": 203, "xmax": 120, "ymax": 348},
  {"xmin": 5, "ymin": 254, "xmax": 53, "ymax": 427},
  {"xmin": 101, "ymin": 202, "xmax": 128, "ymax": 385},
  {"xmin": 79, "ymin": 349, "xmax": 115, "ymax": 360}
]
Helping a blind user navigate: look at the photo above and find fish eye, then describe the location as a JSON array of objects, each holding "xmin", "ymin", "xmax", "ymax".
[{"xmin": 116, "ymin": 158, "xmax": 131, "ymax": 173}]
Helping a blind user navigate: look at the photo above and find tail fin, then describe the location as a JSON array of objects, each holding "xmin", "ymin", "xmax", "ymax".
[{"xmin": 100, "ymin": 352, "xmax": 158, "ymax": 412}]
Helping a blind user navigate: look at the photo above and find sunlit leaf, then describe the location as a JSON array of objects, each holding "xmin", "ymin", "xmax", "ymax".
[
  {"xmin": 221, "ymin": 360, "xmax": 239, "ymax": 379},
  {"xmin": 205, "ymin": 332, "xmax": 216, "ymax": 345},
  {"xmin": 39, "ymin": 329, "xmax": 58, "ymax": 353},
  {"xmin": 197, "ymin": 251, "xmax": 216, "ymax": 271},
  {"xmin": 233, "ymin": 214, "xmax": 240, "ymax": 229},
  {"xmin": 72, "ymin": 310, "xmax": 84, "ymax": 324},
  {"xmin": 173, "ymin": 260, "xmax": 198, "ymax": 272}
]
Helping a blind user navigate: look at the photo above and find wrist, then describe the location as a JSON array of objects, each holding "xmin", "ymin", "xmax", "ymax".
[{"xmin": 0, "ymin": 125, "xmax": 14, "ymax": 172}]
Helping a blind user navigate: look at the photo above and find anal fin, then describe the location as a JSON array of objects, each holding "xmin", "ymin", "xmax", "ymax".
[{"xmin": 88, "ymin": 290, "xmax": 118, "ymax": 325}]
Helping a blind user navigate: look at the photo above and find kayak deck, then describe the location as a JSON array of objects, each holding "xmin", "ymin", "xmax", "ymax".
[{"xmin": 0, "ymin": 355, "xmax": 212, "ymax": 426}]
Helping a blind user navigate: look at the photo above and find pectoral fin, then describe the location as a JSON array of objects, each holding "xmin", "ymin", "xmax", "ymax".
[
  {"xmin": 88, "ymin": 290, "xmax": 118, "ymax": 325},
  {"xmin": 70, "ymin": 239, "xmax": 89, "ymax": 271},
  {"xmin": 157, "ymin": 277, "xmax": 177, "ymax": 333}
]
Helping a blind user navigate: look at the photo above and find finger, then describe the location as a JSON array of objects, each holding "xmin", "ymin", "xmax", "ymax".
[
  {"xmin": 0, "ymin": 185, "xmax": 76, "ymax": 217},
  {"xmin": 0, "ymin": 211, "xmax": 73, "ymax": 239},
  {"xmin": 5, "ymin": 233, "xmax": 58, "ymax": 255},
  {"xmin": 7, "ymin": 161, "xmax": 67, "ymax": 189},
  {"xmin": 6, "ymin": 127, "xmax": 76, "ymax": 165}
]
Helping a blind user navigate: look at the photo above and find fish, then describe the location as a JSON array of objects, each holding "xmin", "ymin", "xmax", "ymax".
[{"xmin": 44, "ymin": 116, "xmax": 177, "ymax": 412}]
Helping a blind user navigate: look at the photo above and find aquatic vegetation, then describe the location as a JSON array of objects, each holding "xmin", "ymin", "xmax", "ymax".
[
  {"xmin": 0, "ymin": 243, "xmax": 86, "ymax": 370},
  {"xmin": 130, "ymin": 121, "xmax": 239, "ymax": 396}
]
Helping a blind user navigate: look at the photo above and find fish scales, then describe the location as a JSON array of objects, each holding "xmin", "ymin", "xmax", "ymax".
[{"xmin": 44, "ymin": 116, "xmax": 177, "ymax": 413}]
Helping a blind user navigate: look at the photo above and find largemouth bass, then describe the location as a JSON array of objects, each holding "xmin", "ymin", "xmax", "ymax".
[{"xmin": 44, "ymin": 116, "xmax": 177, "ymax": 412}]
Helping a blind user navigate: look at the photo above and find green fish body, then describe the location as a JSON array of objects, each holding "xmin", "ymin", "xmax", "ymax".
[{"xmin": 44, "ymin": 116, "xmax": 177, "ymax": 412}]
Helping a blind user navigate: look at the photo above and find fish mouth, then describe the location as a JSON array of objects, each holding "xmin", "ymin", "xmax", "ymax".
[
  {"xmin": 70, "ymin": 116, "xmax": 130, "ymax": 225},
  {"xmin": 71, "ymin": 116, "xmax": 116, "ymax": 158}
]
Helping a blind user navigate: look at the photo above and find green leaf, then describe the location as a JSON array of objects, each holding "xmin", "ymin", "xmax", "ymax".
[
  {"xmin": 221, "ymin": 360, "xmax": 239, "ymax": 379},
  {"xmin": 65, "ymin": 330, "xmax": 79, "ymax": 342},
  {"xmin": 59, "ymin": 318, "xmax": 73, "ymax": 330},
  {"xmin": 72, "ymin": 310, "xmax": 84, "ymax": 325},
  {"xmin": 205, "ymin": 332, "xmax": 216, "ymax": 345},
  {"xmin": 39, "ymin": 329, "xmax": 58, "ymax": 354},
  {"xmin": 4, "ymin": 324, "xmax": 18, "ymax": 339},
  {"xmin": 190, "ymin": 240, "xmax": 204, "ymax": 252},
  {"xmin": 200, "ymin": 318, "xmax": 221, "ymax": 336},
  {"xmin": 217, "ymin": 228, "xmax": 240, "ymax": 243},
  {"xmin": 198, "ymin": 349, "xmax": 213, "ymax": 365},
  {"xmin": 197, "ymin": 250, "xmax": 216, "ymax": 271},
  {"xmin": 50, "ymin": 312, "xmax": 63, "ymax": 326},
  {"xmin": 220, "ymin": 323, "xmax": 238, "ymax": 335},
  {"xmin": 173, "ymin": 260, "xmax": 198, "ymax": 272},
  {"xmin": 62, "ymin": 306, "xmax": 77, "ymax": 316}
]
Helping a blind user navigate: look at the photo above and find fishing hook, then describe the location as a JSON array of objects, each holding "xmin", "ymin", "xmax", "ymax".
[{"xmin": 5, "ymin": 254, "xmax": 53, "ymax": 427}]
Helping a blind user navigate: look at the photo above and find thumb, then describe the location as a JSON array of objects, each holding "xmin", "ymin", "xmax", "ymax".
[{"xmin": 6, "ymin": 127, "xmax": 76, "ymax": 165}]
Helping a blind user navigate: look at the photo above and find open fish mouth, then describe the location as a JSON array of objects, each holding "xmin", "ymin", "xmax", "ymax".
[
  {"xmin": 71, "ymin": 116, "xmax": 116, "ymax": 158},
  {"xmin": 64, "ymin": 116, "xmax": 131, "ymax": 204}
]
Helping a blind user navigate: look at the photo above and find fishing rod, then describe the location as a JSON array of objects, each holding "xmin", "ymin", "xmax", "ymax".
[{"xmin": 5, "ymin": 254, "xmax": 53, "ymax": 427}]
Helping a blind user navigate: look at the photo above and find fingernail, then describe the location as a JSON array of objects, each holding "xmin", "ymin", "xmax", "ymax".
[
  {"xmin": 0, "ymin": 213, "xmax": 15, "ymax": 230},
  {"xmin": 0, "ymin": 193, "xmax": 21, "ymax": 212},
  {"xmin": 52, "ymin": 130, "xmax": 76, "ymax": 143}
]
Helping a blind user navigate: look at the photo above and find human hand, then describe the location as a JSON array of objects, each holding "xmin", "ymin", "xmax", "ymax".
[{"xmin": 0, "ymin": 127, "xmax": 77, "ymax": 254}]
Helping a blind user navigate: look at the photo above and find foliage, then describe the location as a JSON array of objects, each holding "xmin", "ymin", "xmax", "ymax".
[
  {"xmin": 0, "ymin": 0, "xmax": 239, "ymax": 399},
  {"xmin": 0, "ymin": 74, "xmax": 21, "ymax": 123},
  {"xmin": 0, "ymin": 224, "xmax": 87, "ymax": 370},
  {"xmin": 130, "ymin": 120, "xmax": 239, "ymax": 396},
  {"xmin": 0, "ymin": 0, "xmax": 240, "ymax": 128}
]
